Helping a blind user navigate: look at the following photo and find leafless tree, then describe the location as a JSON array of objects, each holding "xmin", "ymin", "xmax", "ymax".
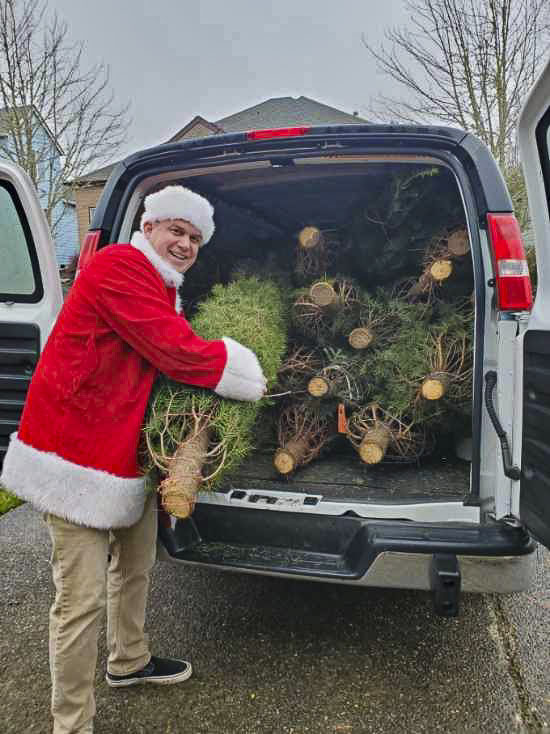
[
  {"xmin": 364, "ymin": 0, "xmax": 549, "ymax": 170},
  {"xmin": 0, "ymin": 0, "xmax": 130, "ymax": 232}
]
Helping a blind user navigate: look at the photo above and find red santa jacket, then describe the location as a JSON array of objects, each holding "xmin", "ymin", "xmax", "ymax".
[{"xmin": 1, "ymin": 232, "xmax": 265, "ymax": 529}]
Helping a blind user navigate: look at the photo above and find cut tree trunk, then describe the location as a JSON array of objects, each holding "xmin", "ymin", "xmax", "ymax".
[
  {"xmin": 159, "ymin": 428, "xmax": 210, "ymax": 518},
  {"xmin": 348, "ymin": 326, "xmax": 374, "ymax": 350},
  {"xmin": 309, "ymin": 281, "xmax": 337, "ymax": 307},
  {"xmin": 298, "ymin": 226, "xmax": 324, "ymax": 250},
  {"xmin": 307, "ymin": 375, "xmax": 332, "ymax": 397},
  {"xmin": 447, "ymin": 229, "xmax": 470, "ymax": 257},
  {"xmin": 421, "ymin": 372, "xmax": 450, "ymax": 400},
  {"xmin": 429, "ymin": 259, "xmax": 453, "ymax": 282},
  {"xmin": 274, "ymin": 438, "xmax": 310, "ymax": 474},
  {"xmin": 357, "ymin": 425, "xmax": 392, "ymax": 464}
]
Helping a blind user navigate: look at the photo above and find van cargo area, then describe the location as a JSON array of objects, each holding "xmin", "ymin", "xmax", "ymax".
[{"xmin": 138, "ymin": 156, "xmax": 476, "ymax": 509}]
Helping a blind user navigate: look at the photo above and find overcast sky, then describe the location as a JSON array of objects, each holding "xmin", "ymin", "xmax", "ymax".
[{"xmin": 48, "ymin": 0, "xmax": 410, "ymax": 159}]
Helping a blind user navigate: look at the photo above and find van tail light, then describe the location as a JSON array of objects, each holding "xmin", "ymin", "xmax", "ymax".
[
  {"xmin": 77, "ymin": 230, "xmax": 101, "ymax": 275},
  {"xmin": 246, "ymin": 126, "xmax": 311, "ymax": 140},
  {"xmin": 487, "ymin": 213, "xmax": 533, "ymax": 312}
]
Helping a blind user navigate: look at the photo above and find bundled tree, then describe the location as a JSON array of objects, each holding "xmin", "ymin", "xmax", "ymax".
[
  {"xmin": 365, "ymin": 300, "xmax": 473, "ymax": 427},
  {"xmin": 405, "ymin": 228, "xmax": 474, "ymax": 303},
  {"xmin": 291, "ymin": 276, "xmax": 361, "ymax": 344},
  {"xmin": 420, "ymin": 303, "xmax": 474, "ymax": 410},
  {"xmin": 305, "ymin": 347, "xmax": 366, "ymax": 405},
  {"xmin": 143, "ymin": 277, "xmax": 288, "ymax": 517},
  {"xmin": 347, "ymin": 402, "xmax": 435, "ymax": 464},
  {"xmin": 0, "ymin": 0, "xmax": 130, "ymax": 233},
  {"xmin": 294, "ymin": 226, "xmax": 341, "ymax": 284},
  {"xmin": 344, "ymin": 166, "xmax": 467, "ymax": 286},
  {"xmin": 333, "ymin": 288, "xmax": 430, "ymax": 351},
  {"xmin": 275, "ymin": 344, "xmax": 324, "ymax": 397},
  {"xmin": 273, "ymin": 402, "xmax": 335, "ymax": 475}
]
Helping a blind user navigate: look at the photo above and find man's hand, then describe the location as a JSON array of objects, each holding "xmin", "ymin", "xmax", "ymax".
[{"xmin": 214, "ymin": 337, "xmax": 267, "ymax": 402}]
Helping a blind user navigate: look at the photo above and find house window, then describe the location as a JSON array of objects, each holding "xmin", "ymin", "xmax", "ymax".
[{"xmin": 88, "ymin": 206, "xmax": 96, "ymax": 224}]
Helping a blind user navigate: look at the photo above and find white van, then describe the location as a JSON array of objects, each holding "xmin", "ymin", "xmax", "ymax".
[{"xmin": 2, "ymin": 60, "xmax": 550, "ymax": 617}]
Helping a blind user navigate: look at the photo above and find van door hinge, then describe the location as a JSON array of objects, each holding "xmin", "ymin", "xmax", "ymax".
[{"xmin": 484, "ymin": 371, "xmax": 521, "ymax": 481}]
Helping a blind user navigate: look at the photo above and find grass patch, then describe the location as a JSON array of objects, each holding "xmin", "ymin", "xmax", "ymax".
[{"xmin": 0, "ymin": 486, "xmax": 23, "ymax": 516}]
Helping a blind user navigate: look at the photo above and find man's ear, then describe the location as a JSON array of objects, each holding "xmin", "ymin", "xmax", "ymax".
[{"xmin": 143, "ymin": 221, "xmax": 153, "ymax": 237}]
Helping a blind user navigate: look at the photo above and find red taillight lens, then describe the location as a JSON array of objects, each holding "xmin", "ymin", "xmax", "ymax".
[
  {"xmin": 487, "ymin": 213, "xmax": 533, "ymax": 312},
  {"xmin": 77, "ymin": 230, "xmax": 101, "ymax": 274},
  {"xmin": 246, "ymin": 126, "xmax": 311, "ymax": 140}
]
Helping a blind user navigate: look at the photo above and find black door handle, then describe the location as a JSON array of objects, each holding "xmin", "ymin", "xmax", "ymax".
[{"xmin": 484, "ymin": 371, "xmax": 521, "ymax": 481}]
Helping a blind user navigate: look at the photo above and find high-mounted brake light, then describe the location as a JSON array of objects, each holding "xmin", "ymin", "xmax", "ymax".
[
  {"xmin": 487, "ymin": 213, "xmax": 533, "ymax": 312},
  {"xmin": 77, "ymin": 230, "xmax": 101, "ymax": 275},
  {"xmin": 246, "ymin": 126, "xmax": 311, "ymax": 140}
]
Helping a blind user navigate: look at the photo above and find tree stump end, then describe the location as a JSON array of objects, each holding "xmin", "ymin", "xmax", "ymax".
[
  {"xmin": 349, "ymin": 327, "xmax": 374, "ymax": 350},
  {"xmin": 430, "ymin": 259, "xmax": 453, "ymax": 282},
  {"xmin": 310, "ymin": 281, "xmax": 336, "ymax": 306},
  {"xmin": 308, "ymin": 376, "xmax": 330, "ymax": 397},
  {"xmin": 298, "ymin": 226, "xmax": 323, "ymax": 250}
]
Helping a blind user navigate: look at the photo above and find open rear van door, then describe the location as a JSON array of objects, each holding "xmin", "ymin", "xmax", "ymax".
[
  {"xmin": 0, "ymin": 161, "xmax": 62, "ymax": 467},
  {"xmin": 517, "ymin": 56, "xmax": 550, "ymax": 549}
]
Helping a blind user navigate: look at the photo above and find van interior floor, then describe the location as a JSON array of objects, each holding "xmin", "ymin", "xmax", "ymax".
[{"xmin": 223, "ymin": 448, "xmax": 471, "ymax": 502}]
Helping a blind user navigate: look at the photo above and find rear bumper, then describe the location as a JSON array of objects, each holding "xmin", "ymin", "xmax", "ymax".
[{"xmin": 157, "ymin": 505, "xmax": 537, "ymax": 593}]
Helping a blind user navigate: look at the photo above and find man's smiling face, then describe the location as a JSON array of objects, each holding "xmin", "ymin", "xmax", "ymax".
[{"xmin": 143, "ymin": 218, "xmax": 202, "ymax": 274}]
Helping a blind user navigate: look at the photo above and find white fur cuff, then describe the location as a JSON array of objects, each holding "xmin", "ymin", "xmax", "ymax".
[
  {"xmin": 214, "ymin": 337, "xmax": 266, "ymax": 402},
  {"xmin": 1, "ymin": 434, "xmax": 147, "ymax": 529}
]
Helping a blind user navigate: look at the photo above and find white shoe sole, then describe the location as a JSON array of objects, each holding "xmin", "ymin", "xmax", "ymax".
[{"xmin": 105, "ymin": 663, "xmax": 193, "ymax": 687}]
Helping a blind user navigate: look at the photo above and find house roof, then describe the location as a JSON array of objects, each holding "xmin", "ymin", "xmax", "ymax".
[
  {"xmin": 214, "ymin": 96, "xmax": 364, "ymax": 131},
  {"xmin": 167, "ymin": 115, "xmax": 225, "ymax": 143},
  {"xmin": 76, "ymin": 96, "xmax": 366, "ymax": 184},
  {"xmin": 73, "ymin": 161, "xmax": 119, "ymax": 184},
  {"xmin": 0, "ymin": 105, "xmax": 64, "ymax": 155}
]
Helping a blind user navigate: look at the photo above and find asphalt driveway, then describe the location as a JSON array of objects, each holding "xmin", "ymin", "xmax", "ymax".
[{"xmin": 1, "ymin": 504, "xmax": 549, "ymax": 734}]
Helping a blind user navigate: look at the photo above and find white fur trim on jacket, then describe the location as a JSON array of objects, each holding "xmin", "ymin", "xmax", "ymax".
[
  {"xmin": 130, "ymin": 231, "xmax": 184, "ymax": 290},
  {"xmin": 140, "ymin": 185, "xmax": 215, "ymax": 245},
  {"xmin": 214, "ymin": 337, "xmax": 266, "ymax": 402},
  {"xmin": 0, "ymin": 434, "xmax": 147, "ymax": 529}
]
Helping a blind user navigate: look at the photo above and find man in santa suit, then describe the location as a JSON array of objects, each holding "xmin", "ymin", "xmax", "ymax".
[{"xmin": 1, "ymin": 184, "xmax": 266, "ymax": 734}]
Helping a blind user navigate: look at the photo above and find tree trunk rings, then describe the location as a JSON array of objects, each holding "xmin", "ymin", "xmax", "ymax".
[
  {"xmin": 358, "ymin": 425, "xmax": 391, "ymax": 464},
  {"xmin": 430, "ymin": 259, "xmax": 453, "ymax": 282},
  {"xmin": 298, "ymin": 226, "xmax": 324, "ymax": 250},
  {"xmin": 307, "ymin": 375, "xmax": 331, "ymax": 397},
  {"xmin": 309, "ymin": 281, "xmax": 337, "ymax": 307},
  {"xmin": 348, "ymin": 327, "xmax": 374, "ymax": 349},
  {"xmin": 421, "ymin": 372, "xmax": 450, "ymax": 400},
  {"xmin": 274, "ymin": 438, "xmax": 309, "ymax": 474}
]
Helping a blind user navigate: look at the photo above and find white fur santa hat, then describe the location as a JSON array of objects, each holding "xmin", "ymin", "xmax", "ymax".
[{"xmin": 140, "ymin": 185, "xmax": 215, "ymax": 245}]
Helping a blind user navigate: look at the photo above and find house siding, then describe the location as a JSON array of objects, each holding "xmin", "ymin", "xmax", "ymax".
[
  {"xmin": 178, "ymin": 122, "xmax": 217, "ymax": 139},
  {"xmin": 75, "ymin": 185, "xmax": 105, "ymax": 247},
  {"xmin": 55, "ymin": 201, "xmax": 79, "ymax": 265}
]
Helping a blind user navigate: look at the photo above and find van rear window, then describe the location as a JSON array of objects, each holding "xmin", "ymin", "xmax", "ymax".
[{"xmin": 0, "ymin": 181, "xmax": 41, "ymax": 301}]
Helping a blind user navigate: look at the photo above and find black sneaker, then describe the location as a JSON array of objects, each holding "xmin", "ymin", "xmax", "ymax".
[{"xmin": 105, "ymin": 655, "xmax": 193, "ymax": 687}]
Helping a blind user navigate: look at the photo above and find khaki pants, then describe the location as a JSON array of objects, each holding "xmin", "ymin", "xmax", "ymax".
[{"xmin": 44, "ymin": 493, "xmax": 157, "ymax": 734}]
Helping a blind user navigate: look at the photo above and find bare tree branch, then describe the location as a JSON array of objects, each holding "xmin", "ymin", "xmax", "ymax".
[
  {"xmin": 363, "ymin": 0, "xmax": 549, "ymax": 168},
  {"xmin": 0, "ymin": 0, "xmax": 131, "ymax": 232}
]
